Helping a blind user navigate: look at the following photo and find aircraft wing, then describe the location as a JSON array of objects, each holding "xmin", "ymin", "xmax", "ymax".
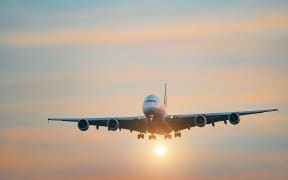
[
  {"xmin": 48, "ymin": 116, "xmax": 147, "ymax": 133},
  {"xmin": 48, "ymin": 109, "xmax": 277, "ymax": 133},
  {"xmin": 167, "ymin": 108, "xmax": 278, "ymax": 131}
]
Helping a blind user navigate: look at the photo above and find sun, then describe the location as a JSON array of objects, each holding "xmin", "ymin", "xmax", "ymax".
[{"xmin": 154, "ymin": 144, "xmax": 167, "ymax": 157}]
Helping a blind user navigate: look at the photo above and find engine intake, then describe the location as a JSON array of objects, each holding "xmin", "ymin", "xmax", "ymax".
[
  {"xmin": 229, "ymin": 113, "xmax": 240, "ymax": 125},
  {"xmin": 107, "ymin": 119, "xmax": 119, "ymax": 131},
  {"xmin": 78, "ymin": 119, "xmax": 89, "ymax": 131},
  {"xmin": 194, "ymin": 115, "xmax": 207, "ymax": 127}
]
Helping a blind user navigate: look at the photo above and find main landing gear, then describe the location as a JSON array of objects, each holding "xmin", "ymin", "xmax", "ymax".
[
  {"xmin": 137, "ymin": 133, "xmax": 181, "ymax": 140},
  {"xmin": 174, "ymin": 132, "xmax": 181, "ymax": 138},
  {"xmin": 137, "ymin": 134, "xmax": 156, "ymax": 140},
  {"xmin": 137, "ymin": 133, "xmax": 144, "ymax": 139}
]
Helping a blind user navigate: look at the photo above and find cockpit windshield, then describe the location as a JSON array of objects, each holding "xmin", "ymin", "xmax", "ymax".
[{"xmin": 145, "ymin": 99, "xmax": 157, "ymax": 103}]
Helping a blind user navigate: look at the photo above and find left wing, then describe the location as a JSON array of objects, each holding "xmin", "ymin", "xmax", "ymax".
[
  {"xmin": 48, "ymin": 116, "xmax": 147, "ymax": 133},
  {"xmin": 167, "ymin": 108, "xmax": 278, "ymax": 131}
]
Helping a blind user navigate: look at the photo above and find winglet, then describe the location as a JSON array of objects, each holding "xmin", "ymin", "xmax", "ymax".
[
  {"xmin": 164, "ymin": 83, "xmax": 167, "ymax": 107},
  {"xmin": 268, "ymin": 108, "xmax": 279, "ymax": 112}
]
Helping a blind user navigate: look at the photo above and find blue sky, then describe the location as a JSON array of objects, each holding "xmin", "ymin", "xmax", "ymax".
[{"xmin": 0, "ymin": 0, "xmax": 287, "ymax": 179}]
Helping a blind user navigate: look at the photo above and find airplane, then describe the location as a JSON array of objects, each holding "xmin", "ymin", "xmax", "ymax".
[{"xmin": 48, "ymin": 84, "xmax": 278, "ymax": 140}]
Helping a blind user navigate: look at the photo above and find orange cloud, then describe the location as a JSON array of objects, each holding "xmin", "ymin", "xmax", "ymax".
[
  {"xmin": 0, "ymin": 66, "xmax": 286, "ymax": 133},
  {"xmin": 0, "ymin": 13, "xmax": 287, "ymax": 46},
  {"xmin": 1, "ymin": 125, "xmax": 287, "ymax": 179},
  {"xmin": 0, "ymin": 126, "xmax": 105, "ymax": 145},
  {"xmin": 0, "ymin": 126, "xmax": 133, "ymax": 178}
]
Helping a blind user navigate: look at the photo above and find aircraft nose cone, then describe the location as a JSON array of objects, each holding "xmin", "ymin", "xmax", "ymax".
[
  {"xmin": 143, "ymin": 102, "xmax": 162, "ymax": 118},
  {"xmin": 143, "ymin": 104, "xmax": 154, "ymax": 115}
]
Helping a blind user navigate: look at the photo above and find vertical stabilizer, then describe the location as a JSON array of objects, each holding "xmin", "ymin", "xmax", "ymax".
[{"xmin": 164, "ymin": 83, "xmax": 167, "ymax": 107}]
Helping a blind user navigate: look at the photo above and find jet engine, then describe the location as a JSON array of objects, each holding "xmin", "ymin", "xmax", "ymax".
[
  {"xmin": 194, "ymin": 115, "xmax": 207, "ymax": 127},
  {"xmin": 229, "ymin": 113, "xmax": 240, "ymax": 125},
  {"xmin": 107, "ymin": 119, "xmax": 119, "ymax": 131},
  {"xmin": 78, "ymin": 119, "xmax": 89, "ymax": 131}
]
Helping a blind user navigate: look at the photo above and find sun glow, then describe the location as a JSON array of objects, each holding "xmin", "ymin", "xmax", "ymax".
[{"xmin": 155, "ymin": 144, "xmax": 167, "ymax": 157}]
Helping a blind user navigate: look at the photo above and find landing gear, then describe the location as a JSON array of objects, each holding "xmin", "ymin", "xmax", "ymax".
[
  {"xmin": 137, "ymin": 133, "xmax": 144, "ymax": 139},
  {"xmin": 164, "ymin": 134, "xmax": 172, "ymax": 139},
  {"xmin": 149, "ymin": 134, "xmax": 156, "ymax": 140},
  {"xmin": 174, "ymin": 132, "xmax": 181, "ymax": 138}
]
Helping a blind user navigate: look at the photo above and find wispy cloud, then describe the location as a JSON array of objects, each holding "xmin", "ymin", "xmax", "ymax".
[
  {"xmin": 0, "ymin": 13, "xmax": 287, "ymax": 46},
  {"xmin": 0, "ymin": 1, "xmax": 287, "ymax": 179},
  {"xmin": 0, "ymin": 65, "xmax": 286, "ymax": 128},
  {"xmin": 0, "ymin": 125, "xmax": 287, "ymax": 179}
]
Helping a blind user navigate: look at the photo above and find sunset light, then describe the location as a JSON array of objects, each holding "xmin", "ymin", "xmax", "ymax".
[
  {"xmin": 0, "ymin": 0, "xmax": 286, "ymax": 179},
  {"xmin": 155, "ymin": 144, "xmax": 167, "ymax": 157}
]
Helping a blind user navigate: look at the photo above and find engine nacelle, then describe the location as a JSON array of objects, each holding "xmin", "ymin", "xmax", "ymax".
[
  {"xmin": 194, "ymin": 115, "xmax": 207, "ymax": 127},
  {"xmin": 107, "ymin": 119, "xmax": 119, "ymax": 131},
  {"xmin": 78, "ymin": 119, "xmax": 89, "ymax": 131},
  {"xmin": 229, "ymin": 113, "xmax": 240, "ymax": 125}
]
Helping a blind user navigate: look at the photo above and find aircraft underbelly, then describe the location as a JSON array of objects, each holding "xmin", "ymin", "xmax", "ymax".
[{"xmin": 147, "ymin": 118, "xmax": 172, "ymax": 135}]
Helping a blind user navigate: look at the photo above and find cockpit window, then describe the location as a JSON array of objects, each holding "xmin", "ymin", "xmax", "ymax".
[{"xmin": 145, "ymin": 99, "xmax": 157, "ymax": 103}]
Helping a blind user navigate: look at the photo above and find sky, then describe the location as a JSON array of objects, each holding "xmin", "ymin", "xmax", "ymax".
[{"xmin": 0, "ymin": 0, "xmax": 287, "ymax": 179}]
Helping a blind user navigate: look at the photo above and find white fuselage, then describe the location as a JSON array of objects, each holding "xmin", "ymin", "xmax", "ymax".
[
  {"xmin": 143, "ymin": 94, "xmax": 166, "ymax": 119},
  {"xmin": 142, "ymin": 94, "xmax": 171, "ymax": 134}
]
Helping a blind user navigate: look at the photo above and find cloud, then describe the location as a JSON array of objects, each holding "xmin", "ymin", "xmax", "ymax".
[
  {"xmin": 0, "ymin": 13, "xmax": 287, "ymax": 47},
  {"xmin": 0, "ymin": 65, "xmax": 286, "ymax": 128},
  {"xmin": 1, "ymin": 65, "xmax": 286, "ymax": 105},
  {"xmin": 0, "ymin": 126, "xmax": 105, "ymax": 145},
  {"xmin": 0, "ymin": 126, "xmax": 137, "ymax": 178},
  {"xmin": 0, "ymin": 124, "xmax": 287, "ymax": 179},
  {"xmin": 0, "ymin": 2, "xmax": 287, "ymax": 179}
]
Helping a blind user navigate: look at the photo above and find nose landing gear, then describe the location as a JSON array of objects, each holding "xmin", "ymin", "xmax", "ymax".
[
  {"xmin": 149, "ymin": 134, "xmax": 156, "ymax": 140},
  {"xmin": 164, "ymin": 134, "xmax": 172, "ymax": 139}
]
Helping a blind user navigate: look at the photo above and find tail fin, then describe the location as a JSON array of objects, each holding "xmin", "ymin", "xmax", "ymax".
[{"xmin": 164, "ymin": 83, "xmax": 167, "ymax": 107}]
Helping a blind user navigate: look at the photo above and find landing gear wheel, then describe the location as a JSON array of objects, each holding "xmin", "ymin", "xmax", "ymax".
[
  {"xmin": 149, "ymin": 135, "xmax": 156, "ymax": 140},
  {"xmin": 164, "ymin": 134, "xmax": 172, "ymax": 140},
  {"xmin": 137, "ymin": 134, "xmax": 144, "ymax": 139},
  {"xmin": 174, "ymin": 132, "xmax": 181, "ymax": 138}
]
